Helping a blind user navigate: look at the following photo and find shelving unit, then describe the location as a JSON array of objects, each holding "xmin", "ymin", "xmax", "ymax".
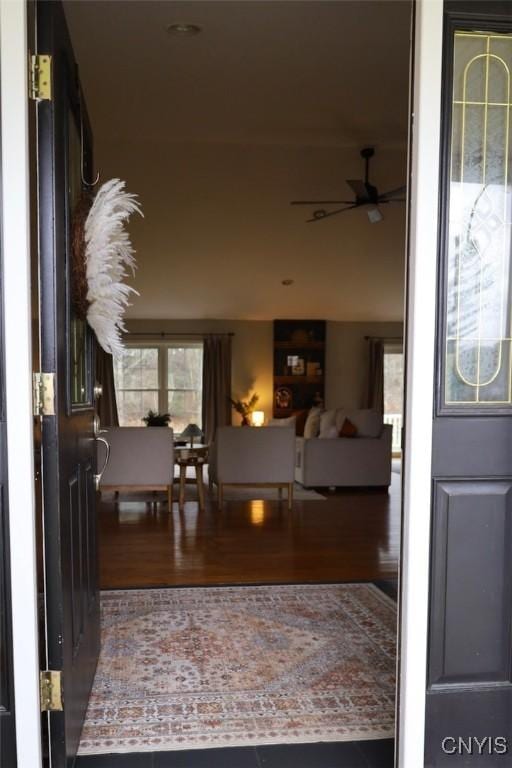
[{"xmin": 273, "ymin": 320, "xmax": 326, "ymax": 417}]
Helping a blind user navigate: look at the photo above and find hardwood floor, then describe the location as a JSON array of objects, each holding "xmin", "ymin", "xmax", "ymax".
[{"xmin": 99, "ymin": 473, "xmax": 401, "ymax": 588}]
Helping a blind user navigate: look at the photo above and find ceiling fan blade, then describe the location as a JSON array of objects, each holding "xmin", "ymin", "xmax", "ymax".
[
  {"xmin": 291, "ymin": 200, "xmax": 354, "ymax": 205},
  {"xmin": 306, "ymin": 204, "xmax": 359, "ymax": 223},
  {"xmin": 346, "ymin": 179, "xmax": 368, "ymax": 200},
  {"xmin": 379, "ymin": 185, "xmax": 407, "ymax": 200}
]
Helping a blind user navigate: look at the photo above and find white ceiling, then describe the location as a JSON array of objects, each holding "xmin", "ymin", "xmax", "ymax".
[{"xmin": 64, "ymin": 0, "xmax": 411, "ymax": 320}]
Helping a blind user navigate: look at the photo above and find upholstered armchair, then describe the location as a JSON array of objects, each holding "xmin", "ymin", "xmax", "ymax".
[
  {"xmin": 209, "ymin": 426, "xmax": 296, "ymax": 510},
  {"xmin": 97, "ymin": 427, "xmax": 174, "ymax": 507}
]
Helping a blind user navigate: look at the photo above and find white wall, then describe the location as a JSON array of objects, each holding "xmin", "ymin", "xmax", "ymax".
[
  {"xmin": 326, "ymin": 321, "xmax": 404, "ymax": 409},
  {"xmin": 125, "ymin": 318, "xmax": 404, "ymax": 421}
]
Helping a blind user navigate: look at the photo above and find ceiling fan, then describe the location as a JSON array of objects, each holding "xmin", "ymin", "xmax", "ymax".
[{"xmin": 291, "ymin": 147, "xmax": 406, "ymax": 223}]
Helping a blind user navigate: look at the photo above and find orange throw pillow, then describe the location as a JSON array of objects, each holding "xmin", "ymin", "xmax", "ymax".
[{"xmin": 339, "ymin": 417, "xmax": 358, "ymax": 438}]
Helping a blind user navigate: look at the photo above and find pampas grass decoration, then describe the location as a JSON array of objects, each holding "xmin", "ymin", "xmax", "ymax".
[{"xmin": 84, "ymin": 179, "xmax": 143, "ymax": 355}]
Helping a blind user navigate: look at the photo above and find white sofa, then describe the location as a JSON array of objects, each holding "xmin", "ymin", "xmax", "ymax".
[
  {"xmin": 209, "ymin": 426, "xmax": 296, "ymax": 509},
  {"xmin": 295, "ymin": 409, "xmax": 392, "ymax": 488}
]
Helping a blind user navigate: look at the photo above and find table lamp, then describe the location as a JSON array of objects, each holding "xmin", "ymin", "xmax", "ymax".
[
  {"xmin": 181, "ymin": 423, "xmax": 203, "ymax": 447},
  {"xmin": 251, "ymin": 411, "xmax": 265, "ymax": 427}
]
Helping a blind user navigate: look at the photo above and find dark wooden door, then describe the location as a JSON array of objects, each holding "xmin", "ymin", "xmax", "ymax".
[
  {"xmin": 37, "ymin": 2, "xmax": 100, "ymax": 765},
  {"xmin": 0, "ymin": 108, "xmax": 17, "ymax": 768},
  {"xmin": 426, "ymin": 2, "xmax": 512, "ymax": 765}
]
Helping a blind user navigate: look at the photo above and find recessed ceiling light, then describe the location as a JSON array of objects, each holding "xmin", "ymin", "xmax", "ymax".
[
  {"xmin": 167, "ymin": 23, "xmax": 202, "ymax": 36},
  {"xmin": 281, "ymin": 279, "xmax": 294, "ymax": 286}
]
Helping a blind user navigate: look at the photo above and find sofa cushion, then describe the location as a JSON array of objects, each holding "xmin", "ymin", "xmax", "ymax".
[
  {"xmin": 319, "ymin": 409, "xmax": 336, "ymax": 437},
  {"xmin": 303, "ymin": 406, "xmax": 322, "ymax": 438}
]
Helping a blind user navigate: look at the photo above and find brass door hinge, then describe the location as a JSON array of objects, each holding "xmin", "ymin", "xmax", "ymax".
[
  {"xmin": 33, "ymin": 372, "xmax": 56, "ymax": 416},
  {"xmin": 40, "ymin": 670, "xmax": 63, "ymax": 712},
  {"xmin": 29, "ymin": 54, "xmax": 52, "ymax": 101}
]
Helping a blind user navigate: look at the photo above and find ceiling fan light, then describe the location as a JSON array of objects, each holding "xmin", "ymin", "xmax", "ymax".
[{"xmin": 367, "ymin": 207, "xmax": 383, "ymax": 224}]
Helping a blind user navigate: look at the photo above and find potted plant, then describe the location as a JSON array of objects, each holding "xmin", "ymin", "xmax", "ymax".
[
  {"xmin": 229, "ymin": 393, "xmax": 259, "ymax": 426},
  {"xmin": 142, "ymin": 410, "xmax": 171, "ymax": 427}
]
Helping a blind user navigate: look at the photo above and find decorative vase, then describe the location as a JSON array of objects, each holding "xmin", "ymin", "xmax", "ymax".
[{"xmin": 241, "ymin": 415, "xmax": 250, "ymax": 426}]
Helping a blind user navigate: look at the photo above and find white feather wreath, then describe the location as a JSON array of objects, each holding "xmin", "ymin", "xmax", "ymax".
[{"xmin": 84, "ymin": 179, "xmax": 143, "ymax": 355}]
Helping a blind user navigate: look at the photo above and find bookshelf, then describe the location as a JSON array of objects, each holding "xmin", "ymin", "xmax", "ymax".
[{"xmin": 273, "ymin": 320, "xmax": 326, "ymax": 417}]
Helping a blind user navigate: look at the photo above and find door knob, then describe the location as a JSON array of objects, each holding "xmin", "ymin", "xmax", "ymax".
[{"xmin": 94, "ymin": 383, "xmax": 103, "ymax": 400}]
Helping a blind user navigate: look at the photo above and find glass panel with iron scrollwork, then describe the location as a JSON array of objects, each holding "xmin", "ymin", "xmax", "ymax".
[{"xmin": 445, "ymin": 31, "xmax": 512, "ymax": 405}]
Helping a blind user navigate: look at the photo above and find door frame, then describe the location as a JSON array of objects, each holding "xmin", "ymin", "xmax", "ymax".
[
  {"xmin": 0, "ymin": 1, "xmax": 442, "ymax": 766},
  {"xmin": 398, "ymin": 1, "xmax": 443, "ymax": 766},
  {"xmin": 0, "ymin": 1, "xmax": 43, "ymax": 767}
]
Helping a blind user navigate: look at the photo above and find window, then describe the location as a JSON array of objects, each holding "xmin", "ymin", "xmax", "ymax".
[
  {"xmin": 383, "ymin": 344, "xmax": 404, "ymax": 454},
  {"xmin": 167, "ymin": 345, "xmax": 203, "ymax": 432},
  {"xmin": 113, "ymin": 342, "xmax": 203, "ymax": 432}
]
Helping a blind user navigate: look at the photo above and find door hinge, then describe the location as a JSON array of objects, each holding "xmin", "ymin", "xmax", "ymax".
[
  {"xmin": 29, "ymin": 54, "xmax": 52, "ymax": 101},
  {"xmin": 33, "ymin": 372, "xmax": 56, "ymax": 416},
  {"xmin": 40, "ymin": 670, "xmax": 63, "ymax": 712}
]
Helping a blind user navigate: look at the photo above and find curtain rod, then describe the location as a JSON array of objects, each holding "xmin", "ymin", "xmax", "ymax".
[{"xmin": 125, "ymin": 331, "xmax": 235, "ymax": 338}]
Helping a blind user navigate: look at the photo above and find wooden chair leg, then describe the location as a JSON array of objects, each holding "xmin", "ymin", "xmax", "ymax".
[
  {"xmin": 278, "ymin": 486, "xmax": 283, "ymax": 501},
  {"xmin": 218, "ymin": 483, "xmax": 223, "ymax": 511},
  {"xmin": 196, "ymin": 465, "xmax": 205, "ymax": 511},
  {"xmin": 288, "ymin": 482, "xmax": 293, "ymax": 511},
  {"xmin": 179, "ymin": 464, "xmax": 186, "ymax": 510},
  {"xmin": 167, "ymin": 483, "xmax": 173, "ymax": 510}
]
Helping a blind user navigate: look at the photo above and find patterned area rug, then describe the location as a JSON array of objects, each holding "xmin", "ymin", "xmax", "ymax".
[{"xmin": 78, "ymin": 584, "xmax": 397, "ymax": 755}]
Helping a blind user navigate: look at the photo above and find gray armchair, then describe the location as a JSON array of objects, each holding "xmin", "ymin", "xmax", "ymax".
[
  {"xmin": 97, "ymin": 427, "xmax": 174, "ymax": 507},
  {"xmin": 209, "ymin": 426, "xmax": 296, "ymax": 509}
]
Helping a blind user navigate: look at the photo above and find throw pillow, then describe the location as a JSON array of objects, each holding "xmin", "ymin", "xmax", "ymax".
[
  {"xmin": 319, "ymin": 409, "xmax": 336, "ymax": 438},
  {"xmin": 335, "ymin": 408, "xmax": 347, "ymax": 432},
  {"xmin": 339, "ymin": 417, "xmax": 358, "ymax": 438},
  {"xmin": 319, "ymin": 425, "xmax": 338, "ymax": 439},
  {"xmin": 303, "ymin": 406, "xmax": 323, "ymax": 439}
]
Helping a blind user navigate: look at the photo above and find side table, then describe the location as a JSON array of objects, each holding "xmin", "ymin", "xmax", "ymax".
[{"xmin": 175, "ymin": 446, "xmax": 208, "ymax": 511}]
